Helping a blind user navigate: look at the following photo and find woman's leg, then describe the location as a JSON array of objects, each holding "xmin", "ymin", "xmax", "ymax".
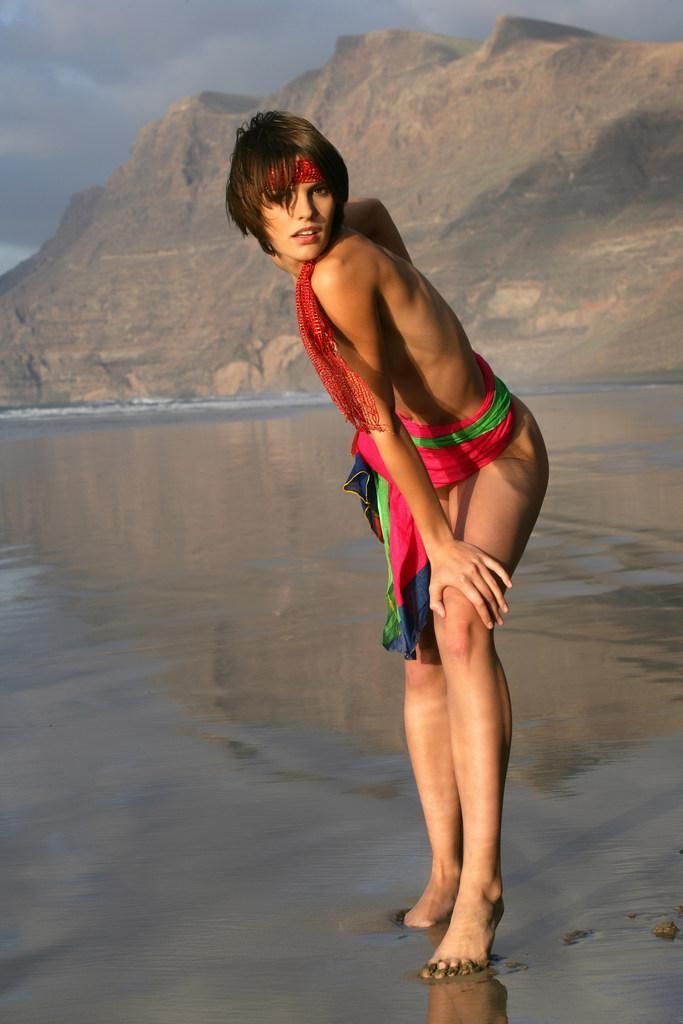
[
  {"xmin": 425, "ymin": 436, "xmax": 549, "ymax": 974},
  {"xmin": 402, "ymin": 620, "xmax": 462, "ymax": 927}
]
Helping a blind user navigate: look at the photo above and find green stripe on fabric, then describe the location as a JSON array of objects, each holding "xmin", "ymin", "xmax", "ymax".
[
  {"xmin": 375, "ymin": 472, "xmax": 401, "ymax": 647},
  {"xmin": 411, "ymin": 375, "xmax": 511, "ymax": 449}
]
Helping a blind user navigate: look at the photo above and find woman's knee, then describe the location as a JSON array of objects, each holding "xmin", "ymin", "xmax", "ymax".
[
  {"xmin": 434, "ymin": 590, "xmax": 492, "ymax": 662},
  {"xmin": 404, "ymin": 657, "xmax": 445, "ymax": 696}
]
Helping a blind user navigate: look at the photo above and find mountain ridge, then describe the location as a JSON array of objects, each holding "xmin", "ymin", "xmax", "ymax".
[{"xmin": 1, "ymin": 17, "xmax": 682, "ymax": 407}]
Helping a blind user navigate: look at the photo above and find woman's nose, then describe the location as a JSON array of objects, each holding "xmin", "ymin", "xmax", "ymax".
[{"xmin": 293, "ymin": 188, "xmax": 314, "ymax": 218}]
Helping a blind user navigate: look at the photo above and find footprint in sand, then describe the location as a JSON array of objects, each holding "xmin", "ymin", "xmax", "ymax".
[{"xmin": 496, "ymin": 958, "xmax": 529, "ymax": 974}]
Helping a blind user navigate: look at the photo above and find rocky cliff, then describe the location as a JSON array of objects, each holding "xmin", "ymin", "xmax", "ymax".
[{"xmin": 1, "ymin": 16, "xmax": 682, "ymax": 407}]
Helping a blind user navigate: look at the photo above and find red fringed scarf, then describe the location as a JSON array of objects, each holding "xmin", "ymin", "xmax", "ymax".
[{"xmin": 295, "ymin": 258, "xmax": 383, "ymax": 432}]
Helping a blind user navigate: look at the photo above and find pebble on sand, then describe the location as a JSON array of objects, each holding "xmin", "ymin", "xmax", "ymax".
[
  {"xmin": 562, "ymin": 929, "xmax": 593, "ymax": 945},
  {"xmin": 652, "ymin": 921, "xmax": 679, "ymax": 940}
]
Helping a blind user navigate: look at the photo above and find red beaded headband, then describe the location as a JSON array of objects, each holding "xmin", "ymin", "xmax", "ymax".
[{"xmin": 267, "ymin": 156, "xmax": 324, "ymax": 191}]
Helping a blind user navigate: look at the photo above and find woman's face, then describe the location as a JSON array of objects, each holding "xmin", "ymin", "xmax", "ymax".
[{"xmin": 262, "ymin": 179, "xmax": 336, "ymax": 266}]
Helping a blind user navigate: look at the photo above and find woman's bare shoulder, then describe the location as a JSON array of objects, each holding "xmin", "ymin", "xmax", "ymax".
[{"xmin": 311, "ymin": 231, "xmax": 382, "ymax": 295}]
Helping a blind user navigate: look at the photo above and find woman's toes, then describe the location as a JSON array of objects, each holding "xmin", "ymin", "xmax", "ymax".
[
  {"xmin": 419, "ymin": 958, "xmax": 459, "ymax": 981},
  {"xmin": 420, "ymin": 956, "xmax": 489, "ymax": 982},
  {"xmin": 459, "ymin": 958, "xmax": 487, "ymax": 975}
]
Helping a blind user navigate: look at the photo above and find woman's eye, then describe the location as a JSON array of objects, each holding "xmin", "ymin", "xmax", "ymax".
[{"xmin": 265, "ymin": 191, "xmax": 288, "ymax": 207}]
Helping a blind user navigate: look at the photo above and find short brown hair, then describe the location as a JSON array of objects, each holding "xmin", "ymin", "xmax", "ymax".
[{"xmin": 226, "ymin": 110, "xmax": 348, "ymax": 255}]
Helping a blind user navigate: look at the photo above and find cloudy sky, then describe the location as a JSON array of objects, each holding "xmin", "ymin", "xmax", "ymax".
[{"xmin": 1, "ymin": 0, "xmax": 681, "ymax": 274}]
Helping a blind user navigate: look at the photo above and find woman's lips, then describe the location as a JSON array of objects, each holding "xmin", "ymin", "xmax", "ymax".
[{"xmin": 292, "ymin": 227, "xmax": 322, "ymax": 245}]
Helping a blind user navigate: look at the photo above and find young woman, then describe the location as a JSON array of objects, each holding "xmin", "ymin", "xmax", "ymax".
[{"xmin": 226, "ymin": 111, "xmax": 549, "ymax": 979}]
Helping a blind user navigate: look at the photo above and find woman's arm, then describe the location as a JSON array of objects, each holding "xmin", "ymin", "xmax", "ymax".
[
  {"xmin": 312, "ymin": 248, "xmax": 510, "ymax": 627},
  {"xmin": 344, "ymin": 198, "xmax": 412, "ymax": 263}
]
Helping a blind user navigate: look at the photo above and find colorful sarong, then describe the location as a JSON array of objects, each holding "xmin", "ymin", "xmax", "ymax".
[{"xmin": 343, "ymin": 353, "xmax": 514, "ymax": 659}]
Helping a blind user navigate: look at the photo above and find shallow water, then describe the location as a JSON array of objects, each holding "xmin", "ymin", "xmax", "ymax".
[{"xmin": 0, "ymin": 386, "xmax": 682, "ymax": 1022}]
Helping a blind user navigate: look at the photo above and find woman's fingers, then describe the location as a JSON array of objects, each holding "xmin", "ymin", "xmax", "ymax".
[
  {"xmin": 430, "ymin": 570, "xmax": 509, "ymax": 628},
  {"xmin": 431, "ymin": 576, "xmax": 496, "ymax": 629},
  {"xmin": 478, "ymin": 564, "xmax": 509, "ymax": 615},
  {"xmin": 461, "ymin": 579, "xmax": 497, "ymax": 628},
  {"xmin": 467, "ymin": 575, "xmax": 506, "ymax": 627},
  {"xmin": 481, "ymin": 554, "xmax": 512, "ymax": 590},
  {"xmin": 429, "ymin": 543, "xmax": 513, "ymax": 628},
  {"xmin": 429, "ymin": 580, "xmax": 447, "ymax": 620}
]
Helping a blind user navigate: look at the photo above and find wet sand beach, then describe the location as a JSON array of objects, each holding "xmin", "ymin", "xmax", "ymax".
[{"xmin": 0, "ymin": 385, "xmax": 682, "ymax": 1022}]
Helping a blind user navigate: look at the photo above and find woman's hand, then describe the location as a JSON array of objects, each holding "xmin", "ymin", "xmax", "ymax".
[{"xmin": 429, "ymin": 539, "xmax": 512, "ymax": 629}]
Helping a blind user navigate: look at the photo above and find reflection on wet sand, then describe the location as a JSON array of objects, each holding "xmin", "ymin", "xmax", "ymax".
[
  {"xmin": 1, "ymin": 385, "xmax": 682, "ymax": 1024},
  {"xmin": 424, "ymin": 975, "xmax": 508, "ymax": 1024},
  {"xmin": 0, "ymin": 388, "xmax": 681, "ymax": 788}
]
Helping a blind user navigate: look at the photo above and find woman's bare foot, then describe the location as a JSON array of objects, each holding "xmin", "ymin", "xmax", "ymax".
[
  {"xmin": 419, "ymin": 890, "xmax": 504, "ymax": 978},
  {"xmin": 401, "ymin": 869, "xmax": 460, "ymax": 928}
]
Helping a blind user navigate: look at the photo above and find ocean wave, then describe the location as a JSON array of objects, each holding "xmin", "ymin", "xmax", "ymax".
[{"xmin": 0, "ymin": 391, "xmax": 332, "ymax": 423}]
